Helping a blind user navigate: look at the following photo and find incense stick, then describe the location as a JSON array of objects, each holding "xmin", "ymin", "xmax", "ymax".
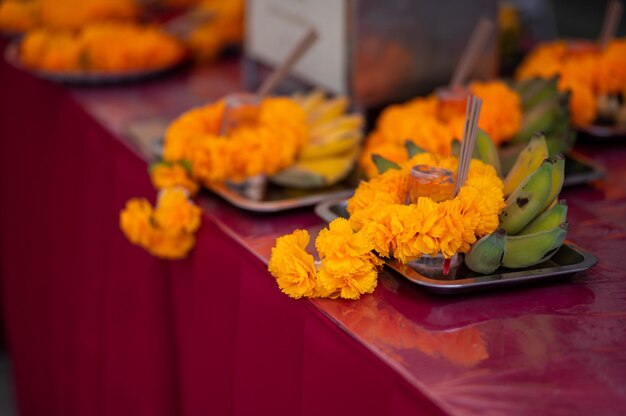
[
  {"xmin": 450, "ymin": 18, "xmax": 495, "ymax": 88},
  {"xmin": 455, "ymin": 95, "xmax": 483, "ymax": 196},
  {"xmin": 256, "ymin": 27, "xmax": 318, "ymax": 97},
  {"xmin": 599, "ymin": 0, "xmax": 623, "ymax": 49}
]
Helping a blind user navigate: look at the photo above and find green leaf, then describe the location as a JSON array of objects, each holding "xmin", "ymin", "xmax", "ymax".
[
  {"xmin": 405, "ymin": 140, "xmax": 425, "ymax": 158},
  {"xmin": 372, "ymin": 154, "xmax": 401, "ymax": 174}
]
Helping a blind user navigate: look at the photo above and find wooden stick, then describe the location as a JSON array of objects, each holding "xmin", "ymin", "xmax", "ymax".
[
  {"xmin": 599, "ymin": 0, "xmax": 623, "ymax": 49},
  {"xmin": 450, "ymin": 18, "xmax": 495, "ymax": 88},
  {"xmin": 256, "ymin": 27, "xmax": 318, "ymax": 97}
]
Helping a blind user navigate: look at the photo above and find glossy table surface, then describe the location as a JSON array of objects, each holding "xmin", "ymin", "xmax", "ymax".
[{"xmin": 67, "ymin": 61, "xmax": 626, "ymax": 415}]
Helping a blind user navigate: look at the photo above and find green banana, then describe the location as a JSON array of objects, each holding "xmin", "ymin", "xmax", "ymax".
[
  {"xmin": 503, "ymin": 133, "xmax": 549, "ymax": 196},
  {"xmin": 473, "ymin": 129, "xmax": 502, "ymax": 177},
  {"xmin": 405, "ymin": 140, "xmax": 425, "ymax": 158},
  {"xmin": 540, "ymin": 154, "xmax": 565, "ymax": 212},
  {"xmin": 464, "ymin": 229, "xmax": 507, "ymax": 274},
  {"xmin": 502, "ymin": 223, "xmax": 569, "ymax": 268},
  {"xmin": 519, "ymin": 200, "xmax": 568, "ymax": 235},
  {"xmin": 513, "ymin": 98, "xmax": 561, "ymax": 143},
  {"xmin": 500, "ymin": 159, "xmax": 553, "ymax": 235},
  {"xmin": 372, "ymin": 154, "xmax": 400, "ymax": 174},
  {"xmin": 520, "ymin": 76, "xmax": 559, "ymax": 110}
]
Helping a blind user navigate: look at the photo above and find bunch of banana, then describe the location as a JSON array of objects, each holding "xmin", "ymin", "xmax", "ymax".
[
  {"xmin": 270, "ymin": 90, "xmax": 363, "ymax": 189},
  {"xmin": 506, "ymin": 77, "xmax": 575, "ymax": 166},
  {"xmin": 465, "ymin": 134, "xmax": 569, "ymax": 273}
]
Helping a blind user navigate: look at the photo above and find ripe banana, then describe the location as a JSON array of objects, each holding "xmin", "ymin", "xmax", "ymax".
[
  {"xmin": 503, "ymin": 133, "xmax": 549, "ymax": 196},
  {"xmin": 500, "ymin": 159, "xmax": 553, "ymax": 235},
  {"xmin": 502, "ymin": 223, "xmax": 569, "ymax": 269},
  {"xmin": 540, "ymin": 154, "xmax": 565, "ymax": 212},
  {"xmin": 473, "ymin": 129, "xmax": 502, "ymax": 177},
  {"xmin": 519, "ymin": 200, "xmax": 568, "ymax": 235},
  {"xmin": 464, "ymin": 229, "xmax": 507, "ymax": 274}
]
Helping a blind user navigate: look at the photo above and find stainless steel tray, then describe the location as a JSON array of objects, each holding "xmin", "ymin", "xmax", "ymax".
[
  {"xmin": 315, "ymin": 199, "xmax": 598, "ymax": 294},
  {"xmin": 564, "ymin": 151, "xmax": 605, "ymax": 186},
  {"xmin": 4, "ymin": 41, "xmax": 187, "ymax": 85},
  {"xmin": 210, "ymin": 182, "xmax": 354, "ymax": 213},
  {"xmin": 578, "ymin": 125, "xmax": 626, "ymax": 140}
]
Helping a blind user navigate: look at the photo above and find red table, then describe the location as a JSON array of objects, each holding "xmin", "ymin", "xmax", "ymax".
[{"xmin": 1, "ymin": 45, "xmax": 626, "ymax": 415}]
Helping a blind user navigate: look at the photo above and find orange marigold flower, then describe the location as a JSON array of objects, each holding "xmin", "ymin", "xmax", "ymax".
[
  {"xmin": 268, "ymin": 230, "xmax": 318, "ymax": 299},
  {"xmin": 150, "ymin": 163, "xmax": 199, "ymax": 195},
  {"xmin": 120, "ymin": 198, "xmax": 154, "ymax": 248},
  {"xmin": 153, "ymin": 188, "xmax": 202, "ymax": 236}
]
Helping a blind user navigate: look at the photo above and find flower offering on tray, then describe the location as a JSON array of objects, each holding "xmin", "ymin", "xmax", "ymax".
[
  {"xmin": 516, "ymin": 39, "xmax": 626, "ymax": 130},
  {"xmin": 0, "ymin": 0, "xmax": 137, "ymax": 33},
  {"xmin": 17, "ymin": 22, "xmax": 186, "ymax": 73}
]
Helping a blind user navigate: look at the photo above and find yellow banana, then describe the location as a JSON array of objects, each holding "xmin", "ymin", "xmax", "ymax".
[
  {"xmin": 502, "ymin": 223, "xmax": 568, "ymax": 268},
  {"xmin": 500, "ymin": 159, "xmax": 552, "ymax": 235},
  {"xmin": 299, "ymin": 135, "xmax": 360, "ymax": 160},
  {"xmin": 270, "ymin": 148, "xmax": 357, "ymax": 189},
  {"xmin": 503, "ymin": 133, "xmax": 549, "ymax": 196}
]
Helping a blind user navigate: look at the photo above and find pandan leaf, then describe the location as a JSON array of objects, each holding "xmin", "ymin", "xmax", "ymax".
[
  {"xmin": 405, "ymin": 140, "xmax": 425, "ymax": 158},
  {"xmin": 372, "ymin": 154, "xmax": 401, "ymax": 174}
]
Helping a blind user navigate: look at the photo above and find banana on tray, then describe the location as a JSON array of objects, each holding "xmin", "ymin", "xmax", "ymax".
[
  {"xmin": 464, "ymin": 133, "xmax": 570, "ymax": 273},
  {"xmin": 269, "ymin": 91, "xmax": 363, "ymax": 189}
]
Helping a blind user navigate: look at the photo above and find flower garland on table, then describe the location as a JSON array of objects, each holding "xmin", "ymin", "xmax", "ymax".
[
  {"xmin": 359, "ymin": 80, "xmax": 522, "ymax": 177},
  {"xmin": 268, "ymin": 153, "xmax": 505, "ymax": 300},
  {"xmin": 120, "ymin": 187, "xmax": 202, "ymax": 259},
  {"xmin": 0, "ymin": 0, "xmax": 137, "ymax": 33},
  {"xmin": 516, "ymin": 39, "xmax": 626, "ymax": 127},
  {"xmin": 163, "ymin": 97, "xmax": 308, "ymax": 185},
  {"xmin": 20, "ymin": 22, "xmax": 186, "ymax": 72}
]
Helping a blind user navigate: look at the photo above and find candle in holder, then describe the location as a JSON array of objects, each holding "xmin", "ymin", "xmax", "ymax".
[{"xmin": 405, "ymin": 165, "xmax": 455, "ymax": 204}]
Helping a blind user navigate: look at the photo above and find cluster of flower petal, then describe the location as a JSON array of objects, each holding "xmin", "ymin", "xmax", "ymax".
[
  {"xmin": 0, "ymin": 0, "xmax": 137, "ymax": 32},
  {"xmin": 269, "ymin": 153, "xmax": 504, "ymax": 300},
  {"xmin": 359, "ymin": 81, "xmax": 522, "ymax": 177},
  {"xmin": 348, "ymin": 153, "xmax": 505, "ymax": 261},
  {"xmin": 268, "ymin": 219, "xmax": 384, "ymax": 300},
  {"xmin": 150, "ymin": 162, "xmax": 199, "ymax": 195},
  {"xmin": 516, "ymin": 39, "xmax": 626, "ymax": 127},
  {"xmin": 163, "ymin": 97, "xmax": 308, "ymax": 185},
  {"xmin": 120, "ymin": 187, "xmax": 202, "ymax": 259},
  {"xmin": 20, "ymin": 22, "xmax": 184, "ymax": 72}
]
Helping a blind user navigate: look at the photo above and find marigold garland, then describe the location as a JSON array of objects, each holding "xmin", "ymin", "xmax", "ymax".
[
  {"xmin": 359, "ymin": 80, "xmax": 522, "ymax": 177},
  {"xmin": 120, "ymin": 187, "xmax": 201, "ymax": 259},
  {"xmin": 0, "ymin": 0, "xmax": 137, "ymax": 32},
  {"xmin": 163, "ymin": 97, "xmax": 308, "ymax": 185},
  {"xmin": 20, "ymin": 22, "xmax": 185, "ymax": 72},
  {"xmin": 268, "ymin": 154, "xmax": 505, "ymax": 300},
  {"xmin": 515, "ymin": 39, "xmax": 626, "ymax": 127}
]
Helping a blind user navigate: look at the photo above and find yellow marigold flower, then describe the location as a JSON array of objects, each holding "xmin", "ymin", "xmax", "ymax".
[
  {"xmin": 120, "ymin": 198, "xmax": 154, "ymax": 247},
  {"xmin": 20, "ymin": 22, "xmax": 185, "ymax": 73},
  {"xmin": 469, "ymin": 80, "xmax": 522, "ymax": 145},
  {"xmin": 146, "ymin": 229, "xmax": 196, "ymax": 260},
  {"xmin": 150, "ymin": 163, "xmax": 199, "ymax": 195},
  {"xmin": 315, "ymin": 219, "xmax": 383, "ymax": 299},
  {"xmin": 0, "ymin": 0, "xmax": 40, "ymax": 33},
  {"xmin": 268, "ymin": 230, "xmax": 318, "ymax": 299},
  {"xmin": 360, "ymin": 81, "xmax": 522, "ymax": 176},
  {"xmin": 153, "ymin": 188, "xmax": 202, "ymax": 236},
  {"xmin": 596, "ymin": 39, "xmax": 626, "ymax": 95},
  {"xmin": 40, "ymin": 0, "xmax": 137, "ymax": 29},
  {"xmin": 120, "ymin": 188, "xmax": 202, "ymax": 259},
  {"xmin": 164, "ymin": 97, "xmax": 308, "ymax": 185}
]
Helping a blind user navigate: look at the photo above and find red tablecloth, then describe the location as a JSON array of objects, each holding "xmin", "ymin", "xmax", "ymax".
[{"xmin": 2, "ymin": 45, "xmax": 626, "ymax": 415}]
